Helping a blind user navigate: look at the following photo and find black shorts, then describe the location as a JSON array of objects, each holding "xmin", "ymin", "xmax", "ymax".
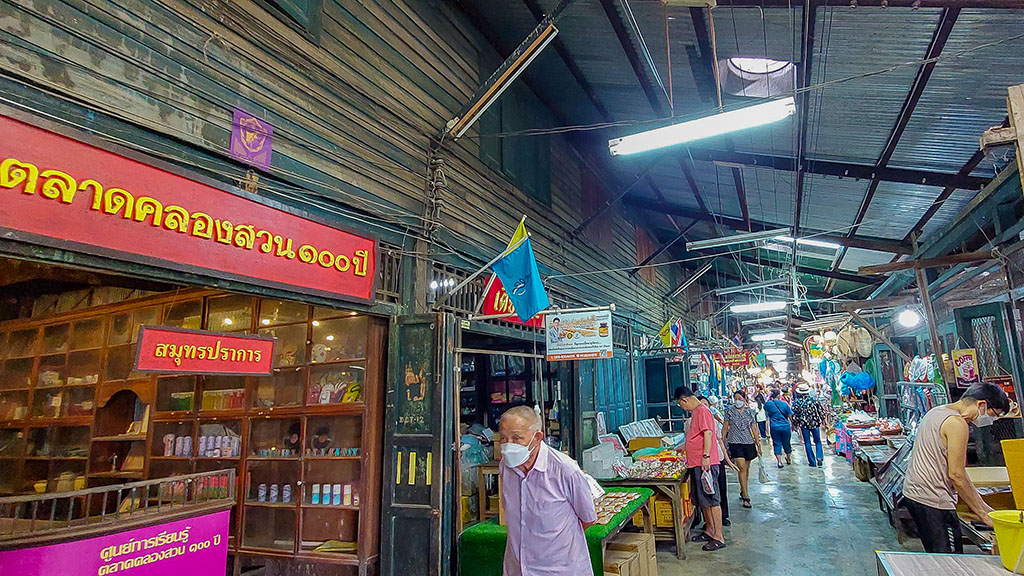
[
  {"xmin": 728, "ymin": 443, "xmax": 758, "ymax": 461},
  {"xmin": 689, "ymin": 466, "xmax": 722, "ymax": 509}
]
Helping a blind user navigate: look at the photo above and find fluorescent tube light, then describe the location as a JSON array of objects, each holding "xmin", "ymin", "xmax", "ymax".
[
  {"xmin": 668, "ymin": 261, "xmax": 714, "ymax": 298},
  {"xmin": 448, "ymin": 24, "xmax": 559, "ymax": 139},
  {"xmin": 750, "ymin": 331, "xmax": 786, "ymax": 342},
  {"xmin": 731, "ymin": 301, "xmax": 788, "ymax": 314},
  {"xmin": 774, "ymin": 235, "xmax": 841, "ymax": 250},
  {"xmin": 741, "ymin": 315, "xmax": 787, "ymax": 326},
  {"xmin": 686, "ymin": 227, "xmax": 792, "ymax": 252},
  {"xmin": 761, "ymin": 347, "xmax": 786, "ymax": 355},
  {"xmin": 715, "ymin": 278, "xmax": 790, "ymax": 296},
  {"xmin": 609, "ymin": 97, "xmax": 796, "ymax": 156}
]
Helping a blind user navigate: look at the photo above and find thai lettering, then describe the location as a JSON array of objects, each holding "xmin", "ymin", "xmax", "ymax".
[
  {"xmin": 39, "ymin": 169, "xmax": 77, "ymax": 203},
  {"xmin": 2, "ymin": 156, "xmax": 373, "ymax": 282},
  {"xmin": 0, "ymin": 158, "xmax": 38, "ymax": 195},
  {"xmin": 153, "ymin": 340, "xmax": 265, "ymax": 365}
]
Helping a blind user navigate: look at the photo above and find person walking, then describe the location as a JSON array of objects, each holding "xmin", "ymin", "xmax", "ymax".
[
  {"xmin": 791, "ymin": 384, "xmax": 826, "ymax": 467},
  {"xmin": 903, "ymin": 382, "xmax": 1011, "ymax": 552},
  {"xmin": 675, "ymin": 386, "xmax": 726, "ymax": 551},
  {"xmin": 763, "ymin": 389, "xmax": 793, "ymax": 468},
  {"xmin": 754, "ymin": 393, "xmax": 768, "ymax": 441},
  {"xmin": 722, "ymin": 390, "xmax": 761, "ymax": 508},
  {"xmin": 698, "ymin": 395, "xmax": 736, "ymax": 526}
]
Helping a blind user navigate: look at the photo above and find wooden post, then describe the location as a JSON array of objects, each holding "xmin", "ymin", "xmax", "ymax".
[
  {"xmin": 1009, "ymin": 83, "xmax": 1024, "ymax": 195},
  {"xmin": 915, "ymin": 267, "xmax": 951, "ymax": 387}
]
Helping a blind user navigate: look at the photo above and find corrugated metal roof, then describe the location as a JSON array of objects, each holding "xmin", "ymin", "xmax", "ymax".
[
  {"xmin": 918, "ymin": 188, "xmax": 976, "ymax": 241},
  {"xmin": 798, "ymin": 174, "xmax": 868, "ymax": 234},
  {"xmin": 804, "ymin": 8, "xmax": 941, "ymax": 164},
  {"xmin": 840, "ymin": 248, "xmax": 897, "ymax": 272},
  {"xmin": 889, "ymin": 9, "xmax": 1024, "ymax": 172},
  {"xmin": 856, "ymin": 181, "xmax": 944, "ymax": 239},
  {"xmin": 743, "ymin": 166, "xmax": 794, "ymax": 228},
  {"xmin": 691, "ymin": 160, "xmax": 744, "ymax": 219}
]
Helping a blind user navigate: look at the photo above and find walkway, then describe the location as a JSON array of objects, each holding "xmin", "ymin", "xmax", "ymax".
[{"xmin": 657, "ymin": 448, "xmax": 922, "ymax": 576}]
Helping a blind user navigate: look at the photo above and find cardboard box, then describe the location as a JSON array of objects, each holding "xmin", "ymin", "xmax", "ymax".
[
  {"xmin": 608, "ymin": 533, "xmax": 656, "ymax": 576},
  {"xmin": 654, "ymin": 498, "xmax": 675, "ymax": 528},
  {"xmin": 628, "ymin": 437, "xmax": 663, "ymax": 452},
  {"xmin": 604, "ymin": 549, "xmax": 639, "ymax": 576}
]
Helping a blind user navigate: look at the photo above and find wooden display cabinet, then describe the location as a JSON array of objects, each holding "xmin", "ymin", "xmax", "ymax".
[{"xmin": 0, "ymin": 288, "xmax": 384, "ymax": 572}]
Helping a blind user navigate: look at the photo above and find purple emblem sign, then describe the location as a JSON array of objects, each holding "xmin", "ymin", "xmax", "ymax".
[{"xmin": 229, "ymin": 108, "xmax": 273, "ymax": 170}]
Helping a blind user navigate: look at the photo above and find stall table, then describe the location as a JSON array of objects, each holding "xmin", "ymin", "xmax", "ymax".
[
  {"xmin": 458, "ymin": 487, "xmax": 654, "ymax": 576},
  {"xmin": 876, "ymin": 551, "xmax": 1004, "ymax": 575},
  {"xmin": 600, "ymin": 476, "xmax": 693, "ymax": 560}
]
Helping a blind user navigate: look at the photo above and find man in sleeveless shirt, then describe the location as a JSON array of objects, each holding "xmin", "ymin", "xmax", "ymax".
[{"xmin": 903, "ymin": 382, "xmax": 1010, "ymax": 553}]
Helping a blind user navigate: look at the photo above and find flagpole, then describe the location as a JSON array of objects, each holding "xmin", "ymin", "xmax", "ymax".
[
  {"xmin": 474, "ymin": 215, "xmax": 527, "ymax": 314},
  {"xmin": 433, "ymin": 233, "xmax": 531, "ymax": 311}
]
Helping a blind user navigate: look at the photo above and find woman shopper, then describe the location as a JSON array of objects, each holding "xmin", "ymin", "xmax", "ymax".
[
  {"xmin": 763, "ymin": 389, "xmax": 794, "ymax": 468},
  {"xmin": 722, "ymin": 390, "xmax": 761, "ymax": 508},
  {"xmin": 792, "ymin": 384, "xmax": 827, "ymax": 467},
  {"xmin": 754, "ymin": 393, "xmax": 768, "ymax": 440}
]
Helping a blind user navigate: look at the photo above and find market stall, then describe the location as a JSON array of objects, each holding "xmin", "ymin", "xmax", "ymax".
[{"xmin": 457, "ymin": 487, "xmax": 654, "ymax": 576}]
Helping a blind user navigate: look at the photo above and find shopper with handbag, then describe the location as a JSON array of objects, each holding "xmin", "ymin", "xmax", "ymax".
[
  {"xmin": 763, "ymin": 389, "xmax": 793, "ymax": 468},
  {"xmin": 722, "ymin": 389, "xmax": 761, "ymax": 508},
  {"xmin": 792, "ymin": 384, "xmax": 826, "ymax": 467}
]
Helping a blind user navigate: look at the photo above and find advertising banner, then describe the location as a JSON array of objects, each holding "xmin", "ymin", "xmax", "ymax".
[
  {"xmin": 135, "ymin": 326, "xmax": 276, "ymax": 376},
  {"xmin": 952, "ymin": 348, "xmax": 981, "ymax": 387},
  {"xmin": 545, "ymin": 309, "xmax": 613, "ymax": 361},
  {"xmin": 0, "ymin": 509, "xmax": 230, "ymax": 576},
  {"xmin": 717, "ymin": 350, "xmax": 752, "ymax": 368},
  {"xmin": 0, "ymin": 113, "xmax": 377, "ymax": 304},
  {"xmin": 479, "ymin": 275, "xmax": 543, "ymax": 328}
]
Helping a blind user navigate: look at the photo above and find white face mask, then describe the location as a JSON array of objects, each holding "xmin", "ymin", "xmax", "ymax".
[
  {"xmin": 501, "ymin": 435, "xmax": 537, "ymax": 467},
  {"xmin": 974, "ymin": 403, "xmax": 996, "ymax": 428},
  {"xmin": 734, "ymin": 400, "xmax": 746, "ymax": 409}
]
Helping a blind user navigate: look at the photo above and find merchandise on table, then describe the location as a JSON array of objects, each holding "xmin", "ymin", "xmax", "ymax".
[
  {"xmin": 593, "ymin": 491, "xmax": 642, "ymax": 524},
  {"xmin": 613, "ymin": 456, "xmax": 687, "ymax": 479}
]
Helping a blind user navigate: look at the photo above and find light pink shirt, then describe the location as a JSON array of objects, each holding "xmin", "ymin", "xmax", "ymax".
[{"xmin": 501, "ymin": 442, "xmax": 598, "ymax": 576}]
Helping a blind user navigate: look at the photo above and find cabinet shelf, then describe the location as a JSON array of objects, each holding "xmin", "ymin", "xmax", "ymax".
[
  {"xmin": 150, "ymin": 456, "xmax": 190, "ymax": 461},
  {"xmin": 92, "ymin": 435, "xmax": 147, "ymax": 442},
  {"xmin": 247, "ymin": 457, "xmax": 300, "ymax": 462},
  {"xmin": 303, "ymin": 456, "xmax": 361, "ymax": 461},
  {"xmin": 301, "ymin": 504, "xmax": 359, "ymax": 511},
  {"xmin": 90, "ymin": 470, "xmax": 144, "ymax": 479},
  {"xmin": 245, "ymin": 501, "xmax": 297, "ymax": 509}
]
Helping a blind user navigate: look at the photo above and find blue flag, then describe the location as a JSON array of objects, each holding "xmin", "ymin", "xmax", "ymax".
[{"xmin": 491, "ymin": 237, "xmax": 549, "ymax": 322}]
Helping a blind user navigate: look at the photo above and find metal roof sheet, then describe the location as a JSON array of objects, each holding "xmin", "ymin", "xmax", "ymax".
[
  {"xmin": 839, "ymin": 247, "xmax": 897, "ymax": 272},
  {"xmin": 798, "ymin": 173, "xmax": 868, "ymax": 234},
  {"xmin": 856, "ymin": 181, "xmax": 944, "ymax": 239},
  {"xmin": 918, "ymin": 188, "xmax": 977, "ymax": 241},
  {"xmin": 889, "ymin": 9, "xmax": 1024, "ymax": 172},
  {"xmin": 804, "ymin": 7, "xmax": 942, "ymax": 165}
]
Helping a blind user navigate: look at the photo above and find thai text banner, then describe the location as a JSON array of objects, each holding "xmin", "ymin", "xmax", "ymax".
[
  {"xmin": 0, "ymin": 509, "xmax": 229, "ymax": 576},
  {"xmin": 135, "ymin": 326, "xmax": 275, "ymax": 376},
  {"xmin": 546, "ymin": 309, "xmax": 613, "ymax": 361},
  {"xmin": 0, "ymin": 114, "xmax": 376, "ymax": 303}
]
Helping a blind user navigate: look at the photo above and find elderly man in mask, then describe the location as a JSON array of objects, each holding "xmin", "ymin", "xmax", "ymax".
[{"xmin": 498, "ymin": 405, "xmax": 597, "ymax": 576}]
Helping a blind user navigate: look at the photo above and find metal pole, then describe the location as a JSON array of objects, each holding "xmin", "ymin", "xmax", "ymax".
[{"xmin": 432, "ymin": 234, "xmax": 530, "ymax": 311}]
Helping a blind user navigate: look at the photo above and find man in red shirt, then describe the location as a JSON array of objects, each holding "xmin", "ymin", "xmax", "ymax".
[{"xmin": 676, "ymin": 385, "xmax": 725, "ymax": 551}]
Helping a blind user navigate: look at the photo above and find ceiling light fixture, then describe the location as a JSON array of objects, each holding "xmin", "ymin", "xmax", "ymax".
[
  {"xmin": 761, "ymin": 347, "xmax": 786, "ymax": 355},
  {"xmin": 774, "ymin": 235, "xmax": 842, "ymax": 250},
  {"xmin": 731, "ymin": 301, "xmax": 788, "ymax": 314},
  {"xmin": 741, "ymin": 315, "xmax": 788, "ymax": 326},
  {"xmin": 686, "ymin": 227, "xmax": 792, "ymax": 252},
  {"xmin": 609, "ymin": 97, "xmax": 796, "ymax": 156},
  {"xmin": 668, "ymin": 262, "xmax": 714, "ymax": 298},
  {"xmin": 750, "ymin": 331, "xmax": 786, "ymax": 342},
  {"xmin": 897, "ymin": 309, "xmax": 921, "ymax": 328},
  {"xmin": 447, "ymin": 24, "xmax": 559, "ymax": 139},
  {"xmin": 715, "ymin": 277, "xmax": 790, "ymax": 296}
]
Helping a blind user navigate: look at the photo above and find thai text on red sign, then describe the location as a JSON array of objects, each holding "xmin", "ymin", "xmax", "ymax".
[{"xmin": 135, "ymin": 326, "xmax": 276, "ymax": 376}]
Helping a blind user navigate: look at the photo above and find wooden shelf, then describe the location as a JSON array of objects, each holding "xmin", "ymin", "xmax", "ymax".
[
  {"xmin": 296, "ymin": 551, "xmax": 360, "ymax": 565},
  {"xmin": 0, "ymin": 387, "xmax": 31, "ymax": 393},
  {"xmin": 30, "ymin": 416, "xmax": 93, "ymax": 427},
  {"xmin": 24, "ymin": 456, "xmax": 87, "ymax": 461},
  {"xmin": 247, "ymin": 457, "xmax": 300, "ymax": 462},
  {"xmin": 92, "ymin": 435, "xmax": 147, "ymax": 442},
  {"xmin": 152, "ymin": 411, "xmax": 197, "ymax": 421},
  {"xmin": 90, "ymin": 470, "xmax": 144, "ymax": 479},
  {"xmin": 301, "ymin": 504, "xmax": 360, "ymax": 511},
  {"xmin": 303, "ymin": 456, "xmax": 361, "ymax": 461},
  {"xmin": 244, "ymin": 501, "xmax": 297, "ymax": 509},
  {"xmin": 150, "ymin": 456, "xmax": 190, "ymax": 461},
  {"xmin": 196, "ymin": 409, "xmax": 246, "ymax": 419},
  {"xmin": 309, "ymin": 357, "xmax": 367, "ymax": 366},
  {"xmin": 194, "ymin": 456, "xmax": 240, "ymax": 461}
]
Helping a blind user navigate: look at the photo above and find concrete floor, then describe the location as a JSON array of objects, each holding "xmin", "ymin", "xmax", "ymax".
[{"xmin": 656, "ymin": 445, "xmax": 923, "ymax": 576}]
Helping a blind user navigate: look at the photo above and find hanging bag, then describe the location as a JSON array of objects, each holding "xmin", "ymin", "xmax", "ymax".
[{"xmin": 758, "ymin": 457, "xmax": 770, "ymax": 483}]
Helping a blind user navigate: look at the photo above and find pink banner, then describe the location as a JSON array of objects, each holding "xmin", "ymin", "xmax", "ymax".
[{"xmin": 0, "ymin": 509, "xmax": 229, "ymax": 576}]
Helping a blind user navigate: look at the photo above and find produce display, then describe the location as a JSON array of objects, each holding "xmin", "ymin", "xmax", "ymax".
[
  {"xmin": 593, "ymin": 491, "xmax": 642, "ymax": 524},
  {"xmin": 612, "ymin": 456, "xmax": 687, "ymax": 479},
  {"xmin": 878, "ymin": 419, "xmax": 904, "ymax": 435}
]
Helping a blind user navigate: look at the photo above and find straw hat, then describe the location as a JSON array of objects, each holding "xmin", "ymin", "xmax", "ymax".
[
  {"xmin": 837, "ymin": 327, "xmax": 856, "ymax": 358},
  {"xmin": 855, "ymin": 327, "xmax": 873, "ymax": 357},
  {"xmin": 795, "ymin": 383, "xmax": 811, "ymax": 395}
]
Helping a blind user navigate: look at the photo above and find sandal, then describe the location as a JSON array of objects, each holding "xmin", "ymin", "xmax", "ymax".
[
  {"xmin": 690, "ymin": 532, "xmax": 712, "ymax": 543},
  {"xmin": 702, "ymin": 539, "xmax": 727, "ymax": 551},
  {"xmin": 741, "ymin": 497, "xmax": 752, "ymax": 509}
]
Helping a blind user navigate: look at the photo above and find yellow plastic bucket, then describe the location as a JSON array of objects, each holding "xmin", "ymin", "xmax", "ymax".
[{"xmin": 991, "ymin": 510, "xmax": 1024, "ymax": 572}]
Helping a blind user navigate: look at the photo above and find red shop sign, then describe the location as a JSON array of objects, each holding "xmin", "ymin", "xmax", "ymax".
[
  {"xmin": 0, "ymin": 112, "xmax": 377, "ymax": 304},
  {"xmin": 135, "ymin": 326, "xmax": 276, "ymax": 376},
  {"xmin": 480, "ymin": 275, "xmax": 543, "ymax": 328}
]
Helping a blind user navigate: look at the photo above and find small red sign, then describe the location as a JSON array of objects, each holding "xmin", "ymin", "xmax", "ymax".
[
  {"xmin": 0, "ymin": 113, "xmax": 377, "ymax": 304},
  {"xmin": 716, "ymin": 350, "xmax": 752, "ymax": 368},
  {"xmin": 135, "ymin": 326, "xmax": 276, "ymax": 376},
  {"xmin": 480, "ymin": 275, "xmax": 543, "ymax": 327}
]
